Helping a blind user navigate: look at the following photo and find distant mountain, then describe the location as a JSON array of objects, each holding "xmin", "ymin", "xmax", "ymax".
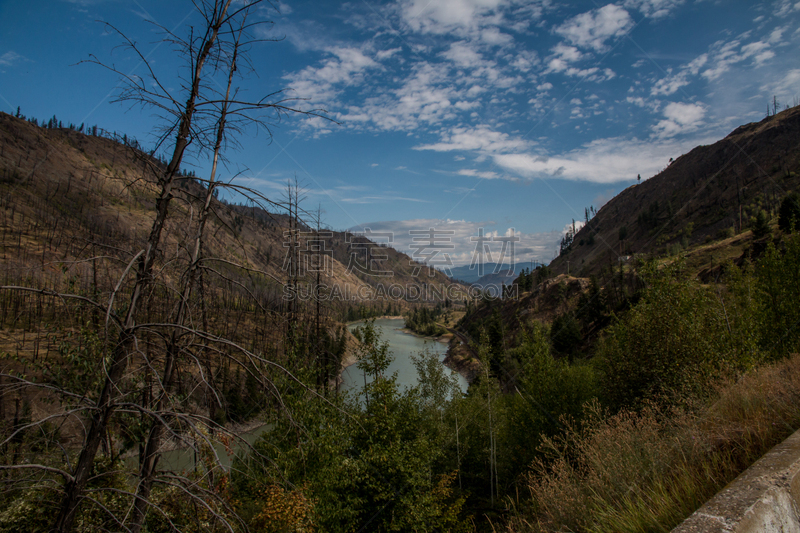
[
  {"xmin": 448, "ymin": 262, "xmax": 532, "ymax": 283},
  {"xmin": 550, "ymin": 106, "xmax": 800, "ymax": 277}
]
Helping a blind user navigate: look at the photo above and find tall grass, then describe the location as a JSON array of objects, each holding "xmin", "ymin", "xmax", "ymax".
[{"xmin": 508, "ymin": 353, "xmax": 800, "ymax": 533}]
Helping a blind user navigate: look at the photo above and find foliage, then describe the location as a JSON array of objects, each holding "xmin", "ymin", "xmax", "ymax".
[
  {"xmin": 597, "ymin": 261, "xmax": 759, "ymax": 409},
  {"xmin": 233, "ymin": 321, "xmax": 469, "ymax": 532},
  {"xmin": 637, "ymin": 201, "xmax": 660, "ymax": 229},
  {"xmin": 751, "ymin": 209, "xmax": 771, "ymax": 238},
  {"xmin": 503, "ymin": 322, "xmax": 598, "ymax": 482},
  {"xmin": 549, "ymin": 312, "xmax": 582, "ymax": 358},
  {"xmin": 0, "ymin": 458, "xmax": 129, "ymax": 533},
  {"xmin": 756, "ymin": 236, "xmax": 800, "ymax": 359},
  {"xmin": 510, "ymin": 353, "xmax": 800, "ymax": 533},
  {"xmin": 517, "ymin": 268, "xmax": 535, "ymax": 292},
  {"xmin": 405, "ymin": 306, "xmax": 448, "ymax": 337},
  {"xmin": 778, "ymin": 192, "xmax": 800, "ymax": 232}
]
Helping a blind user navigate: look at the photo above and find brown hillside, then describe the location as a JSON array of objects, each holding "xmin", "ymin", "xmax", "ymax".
[
  {"xmin": 550, "ymin": 106, "xmax": 800, "ymax": 277},
  {"xmin": 0, "ymin": 111, "xmax": 463, "ymax": 311}
]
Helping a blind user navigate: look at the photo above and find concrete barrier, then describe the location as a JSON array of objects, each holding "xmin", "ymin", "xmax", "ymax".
[{"xmin": 672, "ymin": 429, "xmax": 800, "ymax": 532}]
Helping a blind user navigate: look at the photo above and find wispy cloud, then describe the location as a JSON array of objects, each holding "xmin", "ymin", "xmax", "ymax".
[
  {"xmin": 0, "ymin": 51, "xmax": 26, "ymax": 67},
  {"xmin": 492, "ymin": 135, "xmax": 711, "ymax": 184},
  {"xmin": 413, "ymin": 125, "xmax": 530, "ymax": 153},
  {"xmin": 342, "ymin": 195, "xmax": 431, "ymax": 204},
  {"xmin": 285, "ymin": 46, "xmax": 380, "ymax": 105}
]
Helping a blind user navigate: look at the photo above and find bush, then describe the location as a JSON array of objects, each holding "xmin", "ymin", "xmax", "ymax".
[
  {"xmin": 550, "ymin": 312, "xmax": 582, "ymax": 357},
  {"xmin": 597, "ymin": 262, "xmax": 758, "ymax": 409},
  {"xmin": 716, "ymin": 226, "xmax": 735, "ymax": 240}
]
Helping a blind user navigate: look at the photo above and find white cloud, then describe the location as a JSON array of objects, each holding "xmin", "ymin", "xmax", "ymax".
[
  {"xmin": 397, "ymin": 0, "xmax": 518, "ymax": 39},
  {"xmin": 760, "ymin": 69, "xmax": 800, "ymax": 103},
  {"xmin": 649, "ymin": 29, "xmax": 781, "ymax": 99},
  {"xmin": 413, "ymin": 125, "xmax": 530, "ymax": 154},
  {"xmin": 652, "ymin": 101, "xmax": 706, "ymax": 137},
  {"xmin": 651, "ymin": 53, "xmax": 707, "ymax": 95},
  {"xmin": 775, "ymin": 0, "xmax": 800, "ymax": 17},
  {"xmin": 333, "ymin": 60, "xmax": 461, "ymax": 131},
  {"xmin": 441, "ymin": 41, "xmax": 484, "ymax": 68},
  {"xmin": 285, "ymin": 46, "xmax": 379, "ymax": 105},
  {"xmin": 546, "ymin": 43, "xmax": 583, "ymax": 73},
  {"xmin": 376, "ymin": 47, "xmax": 403, "ymax": 60},
  {"xmin": 491, "ymin": 135, "xmax": 710, "ymax": 183},
  {"xmin": 741, "ymin": 41, "xmax": 774, "ymax": 65},
  {"xmin": 768, "ymin": 27, "xmax": 786, "ymax": 44},
  {"xmin": 508, "ymin": 50, "xmax": 540, "ymax": 72},
  {"xmin": 555, "ymin": 4, "xmax": 633, "ymax": 51},
  {"xmin": 349, "ymin": 218, "xmax": 563, "ymax": 266},
  {"xmin": 624, "ymin": 0, "xmax": 685, "ymax": 19},
  {"xmin": 457, "ymin": 168, "xmax": 505, "ymax": 180},
  {"xmin": 702, "ymin": 36, "xmax": 777, "ymax": 81},
  {"xmin": 342, "ymin": 195, "xmax": 431, "ymax": 204}
]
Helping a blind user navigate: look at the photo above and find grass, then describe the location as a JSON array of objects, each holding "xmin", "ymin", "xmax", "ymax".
[{"xmin": 508, "ymin": 353, "xmax": 800, "ymax": 533}]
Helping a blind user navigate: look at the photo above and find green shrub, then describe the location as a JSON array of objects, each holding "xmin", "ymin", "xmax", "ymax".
[
  {"xmin": 597, "ymin": 262, "xmax": 757, "ymax": 409},
  {"xmin": 756, "ymin": 236, "xmax": 800, "ymax": 358}
]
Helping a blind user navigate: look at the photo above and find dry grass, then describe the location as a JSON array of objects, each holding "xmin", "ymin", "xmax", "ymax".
[{"xmin": 509, "ymin": 354, "xmax": 800, "ymax": 533}]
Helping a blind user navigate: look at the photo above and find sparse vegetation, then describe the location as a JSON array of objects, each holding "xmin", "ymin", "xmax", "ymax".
[{"xmin": 3, "ymin": 27, "xmax": 800, "ymax": 533}]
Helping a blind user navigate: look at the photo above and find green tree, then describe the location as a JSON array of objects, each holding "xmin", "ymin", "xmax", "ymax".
[
  {"xmin": 597, "ymin": 261, "xmax": 756, "ymax": 409},
  {"xmin": 752, "ymin": 209, "xmax": 771, "ymax": 238},
  {"xmin": 536, "ymin": 264, "xmax": 552, "ymax": 284},
  {"xmin": 503, "ymin": 322, "xmax": 597, "ymax": 480},
  {"xmin": 778, "ymin": 192, "xmax": 800, "ymax": 232},
  {"xmin": 756, "ymin": 236, "xmax": 800, "ymax": 359},
  {"xmin": 550, "ymin": 312, "xmax": 582, "ymax": 359},
  {"xmin": 236, "ymin": 322, "xmax": 468, "ymax": 533}
]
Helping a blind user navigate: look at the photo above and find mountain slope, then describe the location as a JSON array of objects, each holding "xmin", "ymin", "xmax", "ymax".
[
  {"xmin": 0, "ymin": 111, "xmax": 463, "ymax": 311},
  {"xmin": 550, "ymin": 106, "xmax": 800, "ymax": 276}
]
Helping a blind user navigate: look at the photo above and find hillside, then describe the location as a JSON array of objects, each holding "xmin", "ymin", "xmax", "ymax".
[
  {"xmin": 549, "ymin": 106, "xmax": 800, "ymax": 277},
  {"xmin": 0, "ymin": 111, "xmax": 463, "ymax": 313},
  {"xmin": 0, "ymin": 110, "xmax": 469, "ymax": 443}
]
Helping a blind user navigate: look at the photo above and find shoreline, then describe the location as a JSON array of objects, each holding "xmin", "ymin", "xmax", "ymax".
[
  {"xmin": 442, "ymin": 337, "xmax": 482, "ymax": 383},
  {"xmin": 340, "ymin": 315, "xmax": 409, "ymax": 370},
  {"xmin": 337, "ymin": 316, "xmax": 474, "ymax": 385}
]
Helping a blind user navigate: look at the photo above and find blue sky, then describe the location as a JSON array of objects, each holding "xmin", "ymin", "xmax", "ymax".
[{"xmin": 1, "ymin": 0, "xmax": 799, "ymax": 266}]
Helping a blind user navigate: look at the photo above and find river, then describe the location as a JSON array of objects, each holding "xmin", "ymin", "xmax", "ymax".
[
  {"xmin": 340, "ymin": 317, "xmax": 469, "ymax": 396},
  {"xmin": 132, "ymin": 317, "xmax": 466, "ymax": 473}
]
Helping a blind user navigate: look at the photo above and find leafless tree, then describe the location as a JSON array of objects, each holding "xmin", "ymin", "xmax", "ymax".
[{"xmin": 0, "ymin": 1, "xmax": 332, "ymax": 531}]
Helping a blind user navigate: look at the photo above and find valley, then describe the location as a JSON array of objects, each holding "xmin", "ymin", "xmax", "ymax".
[{"xmin": 2, "ymin": 1, "xmax": 800, "ymax": 532}]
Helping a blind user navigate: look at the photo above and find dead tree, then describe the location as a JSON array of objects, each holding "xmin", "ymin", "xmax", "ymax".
[{"xmin": 0, "ymin": 1, "xmax": 331, "ymax": 531}]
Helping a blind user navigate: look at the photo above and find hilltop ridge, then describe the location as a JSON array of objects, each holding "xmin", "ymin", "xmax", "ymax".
[{"xmin": 549, "ymin": 106, "xmax": 800, "ymax": 276}]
